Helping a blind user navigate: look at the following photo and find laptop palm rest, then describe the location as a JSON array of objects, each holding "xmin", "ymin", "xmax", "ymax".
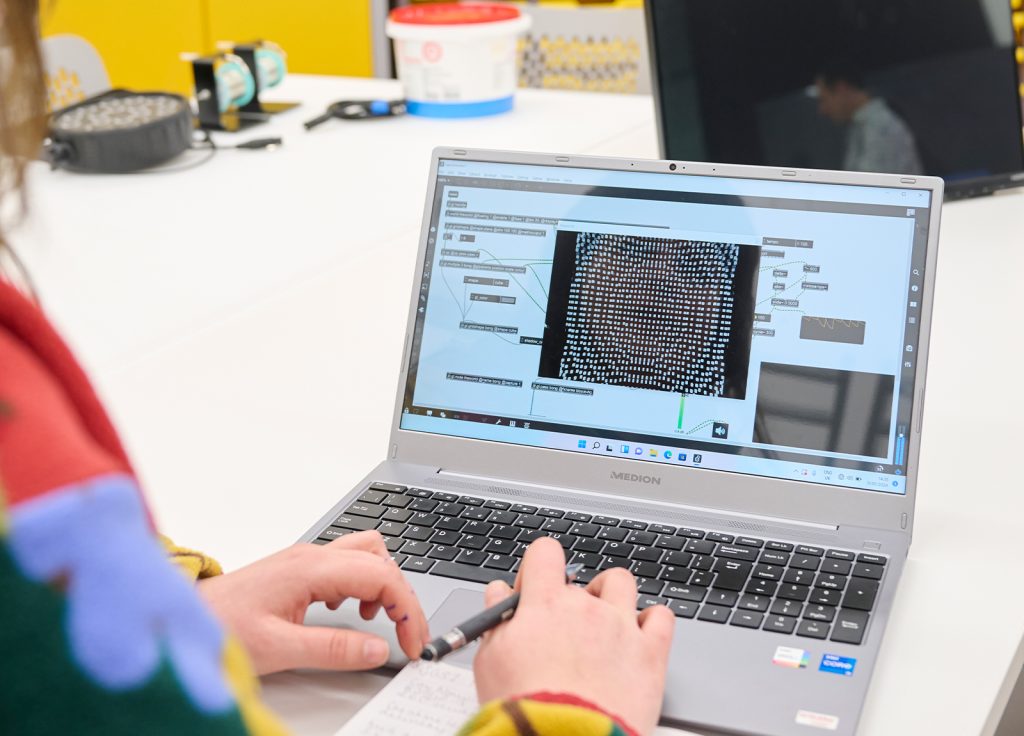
[{"xmin": 304, "ymin": 581, "xmax": 481, "ymax": 670}]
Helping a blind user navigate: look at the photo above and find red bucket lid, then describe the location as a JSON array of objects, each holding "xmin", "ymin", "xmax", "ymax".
[{"xmin": 389, "ymin": 3, "xmax": 521, "ymax": 25}]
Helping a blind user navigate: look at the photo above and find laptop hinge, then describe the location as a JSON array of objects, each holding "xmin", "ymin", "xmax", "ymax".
[{"xmin": 436, "ymin": 468, "xmax": 839, "ymax": 532}]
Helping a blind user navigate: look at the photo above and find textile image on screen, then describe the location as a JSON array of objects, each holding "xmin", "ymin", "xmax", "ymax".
[{"xmin": 539, "ymin": 231, "xmax": 759, "ymax": 398}]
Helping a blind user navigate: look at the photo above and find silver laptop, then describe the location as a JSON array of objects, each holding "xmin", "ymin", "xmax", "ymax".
[{"xmin": 302, "ymin": 148, "xmax": 942, "ymax": 736}]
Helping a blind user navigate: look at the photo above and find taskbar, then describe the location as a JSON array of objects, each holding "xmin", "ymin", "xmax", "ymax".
[
  {"xmin": 402, "ymin": 404, "xmax": 908, "ymax": 480},
  {"xmin": 399, "ymin": 410, "xmax": 907, "ymax": 495},
  {"xmin": 567, "ymin": 433, "xmax": 906, "ymax": 494}
]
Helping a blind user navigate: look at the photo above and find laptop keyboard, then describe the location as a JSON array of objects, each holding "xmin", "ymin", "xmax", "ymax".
[{"xmin": 314, "ymin": 482, "xmax": 885, "ymax": 646}]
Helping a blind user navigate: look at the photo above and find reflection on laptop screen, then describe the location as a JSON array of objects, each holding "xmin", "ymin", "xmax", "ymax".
[{"xmin": 399, "ymin": 159, "xmax": 931, "ymax": 495}]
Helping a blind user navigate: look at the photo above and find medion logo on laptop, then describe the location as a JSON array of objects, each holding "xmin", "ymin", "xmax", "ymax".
[{"xmin": 611, "ymin": 471, "xmax": 662, "ymax": 485}]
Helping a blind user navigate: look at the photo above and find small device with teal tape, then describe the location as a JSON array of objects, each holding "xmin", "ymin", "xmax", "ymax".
[{"xmin": 192, "ymin": 40, "xmax": 298, "ymax": 131}]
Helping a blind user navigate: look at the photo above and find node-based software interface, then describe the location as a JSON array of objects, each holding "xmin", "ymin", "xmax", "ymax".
[{"xmin": 400, "ymin": 159, "xmax": 932, "ymax": 495}]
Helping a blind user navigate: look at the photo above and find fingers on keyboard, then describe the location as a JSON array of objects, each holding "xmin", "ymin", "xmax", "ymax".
[{"xmin": 317, "ymin": 484, "xmax": 885, "ymax": 644}]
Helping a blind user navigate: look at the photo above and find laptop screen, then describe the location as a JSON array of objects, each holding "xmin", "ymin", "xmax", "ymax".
[{"xmin": 399, "ymin": 158, "xmax": 932, "ymax": 495}]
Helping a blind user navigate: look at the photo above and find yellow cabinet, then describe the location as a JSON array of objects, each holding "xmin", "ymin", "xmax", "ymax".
[
  {"xmin": 207, "ymin": 0, "xmax": 373, "ymax": 77},
  {"xmin": 40, "ymin": 1, "xmax": 209, "ymax": 95},
  {"xmin": 40, "ymin": 0, "xmax": 375, "ymax": 96}
]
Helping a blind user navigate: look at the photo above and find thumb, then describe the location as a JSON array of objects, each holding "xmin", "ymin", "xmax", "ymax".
[
  {"xmin": 274, "ymin": 622, "xmax": 391, "ymax": 671},
  {"xmin": 480, "ymin": 580, "xmax": 514, "ymax": 645},
  {"xmin": 484, "ymin": 579, "xmax": 513, "ymax": 607},
  {"xmin": 638, "ymin": 604, "xmax": 675, "ymax": 648}
]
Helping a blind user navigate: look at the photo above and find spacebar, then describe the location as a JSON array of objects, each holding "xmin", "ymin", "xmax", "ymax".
[{"xmin": 428, "ymin": 562, "xmax": 515, "ymax": 586}]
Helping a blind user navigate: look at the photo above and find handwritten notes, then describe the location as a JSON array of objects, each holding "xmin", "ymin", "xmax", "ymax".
[{"xmin": 334, "ymin": 661, "xmax": 479, "ymax": 736}]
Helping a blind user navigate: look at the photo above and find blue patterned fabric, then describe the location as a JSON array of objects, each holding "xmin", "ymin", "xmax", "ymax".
[{"xmin": 7, "ymin": 474, "xmax": 234, "ymax": 714}]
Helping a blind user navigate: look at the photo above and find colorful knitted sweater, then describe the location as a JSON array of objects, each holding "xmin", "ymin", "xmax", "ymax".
[{"xmin": 0, "ymin": 279, "xmax": 635, "ymax": 736}]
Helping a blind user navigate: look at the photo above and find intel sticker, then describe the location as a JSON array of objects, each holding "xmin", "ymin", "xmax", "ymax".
[{"xmin": 819, "ymin": 654, "xmax": 857, "ymax": 677}]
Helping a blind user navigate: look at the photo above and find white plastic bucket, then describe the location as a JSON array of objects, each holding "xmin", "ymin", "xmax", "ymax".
[{"xmin": 386, "ymin": 3, "xmax": 531, "ymax": 118}]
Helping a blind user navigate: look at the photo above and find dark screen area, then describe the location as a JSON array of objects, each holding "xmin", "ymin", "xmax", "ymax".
[
  {"xmin": 754, "ymin": 363, "xmax": 895, "ymax": 458},
  {"xmin": 647, "ymin": 0, "xmax": 1024, "ymax": 197}
]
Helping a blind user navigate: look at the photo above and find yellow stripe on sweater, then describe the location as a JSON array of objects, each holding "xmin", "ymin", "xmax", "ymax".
[
  {"xmin": 160, "ymin": 534, "xmax": 224, "ymax": 580},
  {"xmin": 221, "ymin": 638, "xmax": 290, "ymax": 736},
  {"xmin": 459, "ymin": 698, "xmax": 618, "ymax": 736}
]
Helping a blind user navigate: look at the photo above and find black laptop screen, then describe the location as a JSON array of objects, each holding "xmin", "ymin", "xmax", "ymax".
[{"xmin": 647, "ymin": 0, "xmax": 1024, "ymax": 199}]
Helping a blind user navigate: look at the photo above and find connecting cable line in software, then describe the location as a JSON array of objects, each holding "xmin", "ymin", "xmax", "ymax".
[
  {"xmin": 685, "ymin": 418, "xmax": 728, "ymax": 436},
  {"xmin": 476, "ymin": 248, "xmax": 553, "ymax": 308},
  {"xmin": 679, "ymin": 396, "xmax": 728, "ymax": 436},
  {"xmin": 756, "ymin": 276, "xmax": 807, "ymax": 307},
  {"xmin": 756, "ymin": 275, "xmax": 811, "ymax": 316},
  {"xmin": 439, "ymin": 248, "xmax": 553, "ymax": 323},
  {"xmin": 439, "ymin": 264, "xmax": 469, "ymax": 320},
  {"xmin": 772, "ymin": 284, "xmax": 808, "ymax": 315},
  {"xmin": 490, "ymin": 332, "xmax": 520, "ymax": 345},
  {"xmin": 759, "ymin": 260, "xmax": 808, "ymax": 273},
  {"xmin": 757, "ymin": 259, "xmax": 818, "ymax": 316},
  {"xmin": 437, "ymin": 253, "xmax": 552, "ymax": 347}
]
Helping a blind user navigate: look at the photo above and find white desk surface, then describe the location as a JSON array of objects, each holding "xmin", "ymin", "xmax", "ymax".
[
  {"xmin": 17, "ymin": 76, "xmax": 655, "ymax": 377},
  {"xmin": 14, "ymin": 75, "xmax": 1024, "ymax": 736}
]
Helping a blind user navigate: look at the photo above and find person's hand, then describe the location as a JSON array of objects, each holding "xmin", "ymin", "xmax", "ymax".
[
  {"xmin": 198, "ymin": 531, "xmax": 429, "ymax": 674},
  {"xmin": 473, "ymin": 538, "xmax": 675, "ymax": 735}
]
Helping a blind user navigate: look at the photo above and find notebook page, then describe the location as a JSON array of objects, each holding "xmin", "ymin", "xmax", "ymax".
[{"xmin": 334, "ymin": 660, "xmax": 479, "ymax": 736}]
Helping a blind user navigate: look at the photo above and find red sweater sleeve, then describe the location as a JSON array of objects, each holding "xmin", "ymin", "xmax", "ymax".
[{"xmin": 0, "ymin": 281, "xmax": 134, "ymax": 507}]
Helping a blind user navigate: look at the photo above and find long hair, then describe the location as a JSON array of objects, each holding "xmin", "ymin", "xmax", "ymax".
[{"xmin": 0, "ymin": 0, "xmax": 47, "ymax": 294}]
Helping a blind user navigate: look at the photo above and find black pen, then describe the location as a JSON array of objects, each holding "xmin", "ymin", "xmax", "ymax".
[{"xmin": 420, "ymin": 562, "xmax": 585, "ymax": 662}]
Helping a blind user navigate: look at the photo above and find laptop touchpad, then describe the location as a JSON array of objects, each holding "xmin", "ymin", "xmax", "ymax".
[{"xmin": 427, "ymin": 588, "xmax": 485, "ymax": 670}]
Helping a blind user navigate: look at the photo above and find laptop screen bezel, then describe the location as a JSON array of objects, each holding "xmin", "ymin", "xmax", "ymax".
[{"xmin": 387, "ymin": 147, "xmax": 943, "ymax": 536}]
